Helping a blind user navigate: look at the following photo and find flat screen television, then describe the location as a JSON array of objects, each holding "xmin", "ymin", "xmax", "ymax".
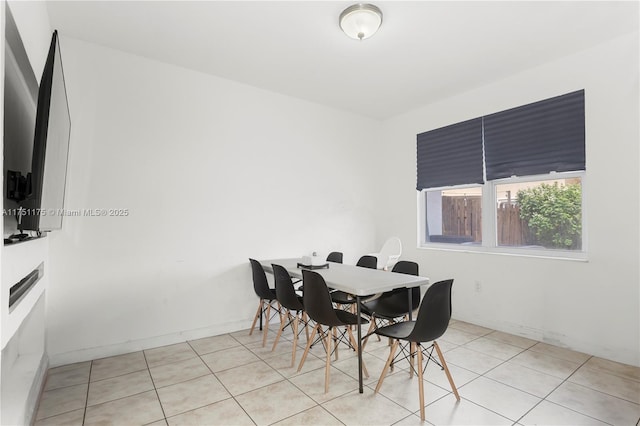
[{"xmin": 13, "ymin": 30, "xmax": 71, "ymax": 234}]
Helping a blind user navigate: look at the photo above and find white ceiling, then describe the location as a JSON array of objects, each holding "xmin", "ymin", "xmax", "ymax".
[{"xmin": 46, "ymin": 1, "xmax": 638, "ymax": 120}]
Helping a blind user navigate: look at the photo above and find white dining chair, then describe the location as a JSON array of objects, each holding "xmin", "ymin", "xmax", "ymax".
[{"xmin": 370, "ymin": 237, "xmax": 402, "ymax": 270}]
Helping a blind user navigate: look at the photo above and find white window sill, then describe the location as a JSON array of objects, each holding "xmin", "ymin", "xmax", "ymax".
[{"xmin": 417, "ymin": 243, "xmax": 588, "ymax": 262}]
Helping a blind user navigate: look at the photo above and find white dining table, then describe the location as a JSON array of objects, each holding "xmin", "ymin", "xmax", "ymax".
[{"xmin": 260, "ymin": 258, "xmax": 429, "ymax": 393}]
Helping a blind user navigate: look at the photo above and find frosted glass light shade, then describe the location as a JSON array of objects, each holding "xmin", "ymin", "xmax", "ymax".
[{"xmin": 339, "ymin": 4, "xmax": 383, "ymax": 40}]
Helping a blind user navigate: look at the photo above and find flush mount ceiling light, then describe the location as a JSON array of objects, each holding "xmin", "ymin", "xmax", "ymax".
[{"xmin": 339, "ymin": 3, "xmax": 383, "ymax": 41}]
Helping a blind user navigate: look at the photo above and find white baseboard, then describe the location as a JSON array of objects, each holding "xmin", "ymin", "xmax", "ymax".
[
  {"xmin": 25, "ymin": 353, "xmax": 49, "ymax": 426},
  {"xmin": 47, "ymin": 319, "xmax": 254, "ymax": 368}
]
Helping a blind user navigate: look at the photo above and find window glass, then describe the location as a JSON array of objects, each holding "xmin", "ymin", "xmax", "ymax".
[
  {"xmin": 495, "ymin": 177, "xmax": 582, "ymax": 250},
  {"xmin": 425, "ymin": 186, "xmax": 482, "ymax": 244}
]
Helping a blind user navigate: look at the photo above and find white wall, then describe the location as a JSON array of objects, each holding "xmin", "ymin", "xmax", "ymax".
[
  {"xmin": 376, "ymin": 32, "xmax": 639, "ymax": 366},
  {"xmin": 5, "ymin": 0, "xmax": 51, "ymax": 78},
  {"xmin": 46, "ymin": 37, "xmax": 382, "ymax": 365}
]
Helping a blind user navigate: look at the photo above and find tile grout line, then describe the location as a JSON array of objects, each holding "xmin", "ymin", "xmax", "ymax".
[
  {"xmin": 240, "ymin": 332, "xmax": 325, "ymax": 426},
  {"xmin": 456, "ymin": 332, "xmax": 609, "ymax": 423},
  {"xmin": 187, "ymin": 337, "xmax": 260, "ymax": 425},
  {"xmin": 30, "ymin": 368, "xmax": 89, "ymax": 423},
  {"xmin": 86, "ymin": 366, "xmax": 150, "ymax": 385},
  {"xmin": 81, "ymin": 361, "xmax": 92, "ymax": 425},
  {"xmin": 142, "ymin": 349, "xmax": 169, "ymax": 425},
  {"xmin": 426, "ymin": 341, "xmax": 517, "ymax": 423},
  {"xmin": 42, "ymin": 356, "xmax": 161, "ymax": 423},
  {"xmin": 435, "ymin": 331, "xmax": 545, "ymax": 424},
  {"xmin": 453, "ymin": 338, "xmax": 561, "ymax": 425},
  {"xmin": 511, "ymin": 354, "xmax": 617, "ymax": 426}
]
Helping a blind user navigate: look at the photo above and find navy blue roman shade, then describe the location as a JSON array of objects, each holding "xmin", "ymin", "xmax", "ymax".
[
  {"xmin": 416, "ymin": 117, "xmax": 484, "ymax": 190},
  {"xmin": 483, "ymin": 90, "xmax": 585, "ymax": 181}
]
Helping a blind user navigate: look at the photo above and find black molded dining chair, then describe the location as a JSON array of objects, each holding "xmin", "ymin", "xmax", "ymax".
[
  {"xmin": 331, "ymin": 255, "xmax": 377, "ymax": 309},
  {"xmin": 297, "ymin": 270, "xmax": 370, "ymax": 393},
  {"xmin": 356, "ymin": 254, "xmax": 377, "ymax": 269},
  {"xmin": 326, "ymin": 251, "xmax": 343, "ymax": 263},
  {"xmin": 271, "ymin": 263, "xmax": 310, "ymax": 367},
  {"xmin": 374, "ymin": 279, "xmax": 459, "ymax": 421},
  {"xmin": 361, "ymin": 260, "xmax": 420, "ymax": 347},
  {"xmin": 248, "ymin": 259, "xmax": 282, "ymax": 347}
]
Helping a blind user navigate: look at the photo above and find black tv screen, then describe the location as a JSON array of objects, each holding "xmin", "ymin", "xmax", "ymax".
[{"xmin": 20, "ymin": 30, "xmax": 71, "ymax": 232}]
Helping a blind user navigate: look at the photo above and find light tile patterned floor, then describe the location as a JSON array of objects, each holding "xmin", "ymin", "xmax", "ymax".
[{"xmin": 34, "ymin": 320, "xmax": 640, "ymax": 425}]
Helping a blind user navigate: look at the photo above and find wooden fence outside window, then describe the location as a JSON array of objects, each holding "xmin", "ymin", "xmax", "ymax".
[{"xmin": 442, "ymin": 196, "xmax": 535, "ymax": 246}]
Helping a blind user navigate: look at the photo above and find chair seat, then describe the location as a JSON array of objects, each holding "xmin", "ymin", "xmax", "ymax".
[
  {"xmin": 283, "ymin": 293, "xmax": 304, "ymax": 308},
  {"xmin": 298, "ymin": 284, "xmax": 334, "ymax": 293},
  {"xmin": 334, "ymin": 309, "xmax": 369, "ymax": 326},
  {"xmin": 331, "ymin": 290, "xmax": 356, "ymax": 305},
  {"xmin": 361, "ymin": 298, "xmax": 411, "ymax": 320},
  {"xmin": 267, "ymin": 288, "xmax": 278, "ymax": 300},
  {"xmin": 374, "ymin": 320, "xmax": 415, "ymax": 340}
]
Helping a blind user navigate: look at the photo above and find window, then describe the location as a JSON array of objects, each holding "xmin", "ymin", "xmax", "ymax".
[
  {"xmin": 494, "ymin": 174, "xmax": 583, "ymax": 251},
  {"xmin": 424, "ymin": 186, "xmax": 482, "ymax": 245},
  {"xmin": 417, "ymin": 91, "xmax": 586, "ymax": 258}
]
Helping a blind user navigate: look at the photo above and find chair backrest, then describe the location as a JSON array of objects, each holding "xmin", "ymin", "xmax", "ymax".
[
  {"xmin": 272, "ymin": 264, "xmax": 304, "ymax": 311},
  {"xmin": 406, "ymin": 279, "xmax": 454, "ymax": 343},
  {"xmin": 384, "ymin": 261, "xmax": 421, "ymax": 310},
  {"xmin": 326, "ymin": 251, "xmax": 343, "ymax": 263},
  {"xmin": 391, "ymin": 260, "xmax": 418, "ymax": 276},
  {"xmin": 378, "ymin": 237, "xmax": 402, "ymax": 269},
  {"xmin": 356, "ymin": 255, "xmax": 377, "ymax": 269},
  {"xmin": 302, "ymin": 270, "xmax": 344, "ymax": 327},
  {"xmin": 249, "ymin": 258, "xmax": 274, "ymax": 300}
]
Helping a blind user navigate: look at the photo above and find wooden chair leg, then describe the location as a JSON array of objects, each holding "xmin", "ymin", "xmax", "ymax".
[
  {"xmin": 325, "ymin": 326, "xmax": 332, "ymax": 393},
  {"xmin": 362, "ymin": 358, "xmax": 369, "ymax": 379},
  {"xmin": 276, "ymin": 301, "xmax": 284, "ymax": 323},
  {"xmin": 262, "ymin": 303, "xmax": 271, "ymax": 347},
  {"xmin": 375, "ymin": 339, "xmax": 398, "ymax": 393},
  {"xmin": 333, "ymin": 327, "xmax": 339, "ymax": 360},
  {"xmin": 362, "ymin": 316, "xmax": 377, "ymax": 350},
  {"xmin": 272, "ymin": 309, "xmax": 288, "ymax": 351},
  {"xmin": 291, "ymin": 314, "xmax": 300, "ymax": 367},
  {"xmin": 417, "ymin": 343, "xmax": 425, "ymax": 421},
  {"xmin": 409, "ymin": 342, "xmax": 416, "ymax": 377},
  {"xmin": 434, "ymin": 341, "xmax": 460, "ymax": 400},
  {"xmin": 297, "ymin": 324, "xmax": 319, "ymax": 372},
  {"xmin": 249, "ymin": 300, "xmax": 263, "ymax": 335},
  {"xmin": 303, "ymin": 311, "xmax": 310, "ymax": 342},
  {"xmin": 347, "ymin": 325, "xmax": 357, "ymax": 349}
]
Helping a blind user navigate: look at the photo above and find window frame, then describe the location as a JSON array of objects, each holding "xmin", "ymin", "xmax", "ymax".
[
  {"xmin": 418, "ymin": 183, "xmax": 484, "ymax": 247},
  {"xmin": 418, "ymin": 171, "xmax": 587, "ymax": 261}
]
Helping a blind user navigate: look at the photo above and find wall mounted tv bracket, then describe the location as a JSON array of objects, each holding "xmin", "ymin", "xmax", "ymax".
[{"xmin": 6, "ymin": 170, "xmax": 32, "ymax": 202}]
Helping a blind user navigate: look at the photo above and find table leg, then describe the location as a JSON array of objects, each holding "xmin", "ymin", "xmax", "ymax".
[
  {"xmin": 407, "ymin": 289, "xmax": 415, "ymax": 372},
  {"xmin": 356, "ymin": 295, "xmax": 363, "ymax": 393}
]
